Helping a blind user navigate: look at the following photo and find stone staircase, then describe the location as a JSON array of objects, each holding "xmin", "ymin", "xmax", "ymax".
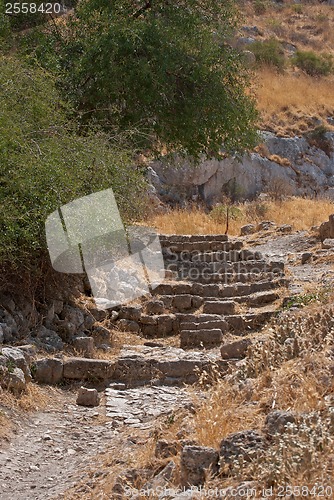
[{"xmin": 116, "ymin": 234, "xmax": 287, "ymax": 350}]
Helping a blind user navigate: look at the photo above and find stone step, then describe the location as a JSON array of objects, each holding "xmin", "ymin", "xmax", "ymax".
[
  {"xmin": 202, "ymin": 300, "xmax": 236, "ymax": 315},
  {"xmin": 165, "ymin": 260, "xmax": 284, "ymax": 274},
  {"xmin": 138, "ymin": 309, "xmax": 276, "ymax": 338},
  {"xmin": 177, "ymin": 271, "xmax": 284, "ymax": 284},
  {"xmin": 176, "ymin": 310, "xmax": 275, "ymax": 334},
  {"xmin": 153, "ymin": 291, "xmax": 280, "ymax": 313},
  {"xmin": 111, "ymin": 345, "xmax": 229, "ymax": 385},
  {"xmin": 163, "ymin": 249, "xmax": 262, "ymax": 263},
  {"xmin": 162, "ymin": 240, "xmax": 243, "ymax": 254},
  {"xmin": 180, "ymin": 329, "xmax": 222, "ymax": 348},
  {"xmin": 151, "ymin": 279, "xmax": 286, "ymax": 297},
  {"xmin": 226, "ymin": 310, "xmax": 276, "ymax": 333},
  {"xmin": 159, "ymin": 234, "xmax": 229, "ymax": 244},
  {"xmin": 180, "ymin": 320, "xmax": 229, "ymax": 333}
]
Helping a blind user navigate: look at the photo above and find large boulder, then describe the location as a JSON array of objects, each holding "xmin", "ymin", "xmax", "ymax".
[
  {"xmin": 1, "ymin": 347, "xmax": 31, "ymax": 381},
  {"xmin": 4, "ymin": 367, "xmax": 26, "ymax": 394},
  {"xmin": 33, "ymin": 325, "xmax": 64, "ymax": 352}
]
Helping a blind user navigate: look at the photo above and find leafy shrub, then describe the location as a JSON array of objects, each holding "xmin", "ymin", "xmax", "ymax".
[
  {"xmin": 0, "ymin": 56, "xmax": 147, "ymax": 269},
  {"xmin": 210, "ymin": 205, "xmax": 243, "ymax": 224},
  {"xmin": 254, "ymin": 0, "xmax": 267, "ymax": 15},
  {"xmin": 251, "ymin": 38, "xmax": 285, "ymax": 70},
  {"xmin": 291, "ymin": 4, "xmax": 303, "ymax": 14},
  {"xmin": 293, "ymin": 50, "xmax": 333, "ymax": 77},
  {"xmin": 306, "ymin": 125, "xmax": 333, "ymax": 157}
]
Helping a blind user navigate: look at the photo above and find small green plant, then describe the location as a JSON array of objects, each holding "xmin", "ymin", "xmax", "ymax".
[
  {"xmin": 251, "ymin": 38, "xmax": 285, "ymax": 70},
  {"xmin": 306, "ymin": 125, "xmax": 333, "ymax": 157},
  {"xmin": 293, "ymin": 50, "xmax": 333, "ymax": 77},
  {"xmin": 209, "ymin": 205, "xmax": 243, "ymax": 224},
  {"xmin": 267, "ymin": 19, "xmax": 285, "ymax": 37},
  {"xmin": 291, "ymin": 4, "xmax": 303, "ymax": 14},
  {"xmin": 283, "ymin": 289, "xmax": 331, "ymax": 310},
  {"xmin": 254, "ymin": 0, "xmax": 267, "ymax": 15},
  {"xmin": 244, "ymin": 201, "xmax": 268, "ymax": 220},
  {"xmin": 165, "ymin": 413, "xmax": 175, "ymax": 426},
  {"xmin": 6, "ymin": 359, "xmax": 16, "ymax": 373}
]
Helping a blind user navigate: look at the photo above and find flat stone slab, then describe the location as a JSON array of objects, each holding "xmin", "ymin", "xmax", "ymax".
[
  {"xmin": 112, "ymin": 344, "xmax": 225, "ymax": 384},
  {"xmin": 203, "ymin": 301, "xmax": 236, "ymax": 315},
  {"xmin": 180, "ymin": 329, "xmax": 222, "ymax": 348},
  {"xmin": 105, "ymin": 384, "xmax": 194, "ymax": 427}
]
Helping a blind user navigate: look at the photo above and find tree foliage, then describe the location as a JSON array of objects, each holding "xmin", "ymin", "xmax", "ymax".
[
  {"xmin": 46, "ymin": 0, "xmax": 258, "ymax": 158},
  {"xmin": 0, "ymin": 56, "xmax": 146, "ymax": 267}
]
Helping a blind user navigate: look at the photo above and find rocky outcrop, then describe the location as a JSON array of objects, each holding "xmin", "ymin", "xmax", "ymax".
[
  {"xmin": 0, "ymin": 345, "xmax": 35, "ymax": 393},
  {"xmin": 149, "ymin": 131, "xmax": 334, "ymax": 205}
]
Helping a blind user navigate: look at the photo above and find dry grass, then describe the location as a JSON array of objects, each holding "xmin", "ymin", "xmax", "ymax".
[
  {"xmin": 191, "ymin": 379, "xmax": 262, "ymax": 449},
  {"xmin": 243, "ymin": 1, "xmax": 334, "ymax": 52},
  {"xmin": 240, "ymin": 1, "xmax": 334, "ymax": 135},
  {"xmin": 255, "ymin": 68, "xmax": 334, "ymax": 136},
  {"xmin": 0, "ymin": 383, "xmax": 55, "ymax": 441},
  {"xmin": 0, "ymin": 382, "xmax": 54, "ymax": 412},
  {"xmin": 145, "ymin": 197, "xmax": 334, "ymax": 236}
]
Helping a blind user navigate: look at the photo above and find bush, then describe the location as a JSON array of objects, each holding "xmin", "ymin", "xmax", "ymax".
[
  {"xmin": 0, "ymin": 56, "xmax": 147, "ymax": 269},
  {"xmin": 293, "ymin": 50, "xmax": 333, "ymax": 77},
  {"xmin": 251, "ymin": 38, "xmax": 285, "ymax": 70},
  {"xmin": 254, "ymin": 0, "xmax": 267, "ymax": 15},
  {"xmin": 209, "ymin": 205, "xmax": 243, "ymax": 224},
  {"xmin": 306, "ymin": 125, "xmax": 333, "ymax": 157}
]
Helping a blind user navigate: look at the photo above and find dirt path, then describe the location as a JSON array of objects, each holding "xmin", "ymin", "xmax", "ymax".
[
  {"xmin": 246, "ymin": 231, "xmax": 334, "ymax": 294},
  {"xmin": 0, "ymin": 391, "xmax": 118, "ymax": 499}
]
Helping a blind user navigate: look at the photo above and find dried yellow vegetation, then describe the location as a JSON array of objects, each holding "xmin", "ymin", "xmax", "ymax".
[
  {"xmin": 255, "ymin": 68, "xmax": 334, "ymax": 136},
  {"xmin": 146, "ymin": 197, "xmax": 334, "ymax": 236}
]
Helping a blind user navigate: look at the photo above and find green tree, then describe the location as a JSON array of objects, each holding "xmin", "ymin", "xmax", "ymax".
[
  {"xmin": 0, "ymin": 56, "xmax": 146, "ymax": 268},
  {"xmin": 45, "ymin": 0, "xmax": 258, "ymax": 158}
]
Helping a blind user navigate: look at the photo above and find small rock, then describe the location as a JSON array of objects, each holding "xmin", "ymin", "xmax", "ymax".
[
  {"xmin": 117, "ymin": 319, "xmax": 140, "ymax": 333},
  {"xmin": 221, "ymin": 338, "xmax": 252, "ymax": 359},
  {"xmin": 265, "ymin": 410, "xmax": 297, "ymax": 435},
  {"xmin": 277, "ymin": 224, "xmax": 292, "ymax": 233},
  {"xmin": 146, "ymin": 300, "xmax": 165, "ymax": 315},
  {"xmin": 1, "ymin": 347, "xmax": 31, "ymax": 381},
  {"xmin": 155, "ymin": 439, "xmax": 179, "ymax": 459},
  {"xmin": 240, "ymin": 224, "xmax": 256, "ymax": 236},
  {"xmin": 34, "ymin": 325, "xmax": 64, "ymax": 351},
  {"xmin": 76, "ymin": 386, "xmax": 100, "ymax": 407},
  {"xmin": 220, "ymin": 430, "xmax": 265, "ymax": 473},
  {"xmin": 301, "ymin": 252, "xmax": 313, "ymax": 264},
  {"xmin": 180, "ymin": 445, "xmax": 219, "ymax": 487},
  {"xmin": 73, "ymin": 336, "xmax": 95, "ymax": 358},
  {"xmin": 257, "ymin": 221, "xmax": 276, "ymax": 231},
  {"xmin": 322, "ymin": 238, "xmax": 334, "ymax": 249}
]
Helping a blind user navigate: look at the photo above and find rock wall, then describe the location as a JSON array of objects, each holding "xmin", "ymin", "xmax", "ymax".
[{"xmin": 149, "ymin": 131, "xmax": 334, "ymax": 206}]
